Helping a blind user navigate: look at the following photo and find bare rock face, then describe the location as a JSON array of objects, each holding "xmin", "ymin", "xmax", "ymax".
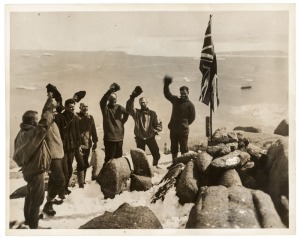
[
  {"xmin": 233, "ymin": 126, "xmax": 262, "ymax": 133},
  {"xmin": 219, "ymin": 169, "xmax": 242, "ymax": 187},
  {"xmin": 211, "ymin": 150, "xmax": 250, "ymax": 170},
  {"xmin": 186, "ymin": 185, "xmax": 286, "ymax": 229},
  {"xmin": 90, "ymin": 149, "xmax": 105, "ymax": 181},
  {"xmin": 97, "ymin": 157, "xmax": 132, "ymax": 199},
  {"xmin": 130, "ymin": 148, "xmax": 153, "ymax": 177},
  {"xmin": 265, "ymin": 138, "xmax": 289, "ymax": 226},
  {"xmin": 79, "ymin": 203, "xmax": 163, "ymax": 229},
  {"xmin": 211, "ymin": 128, "xmax": 238, "ymax": 145},
  {"xmin": 176, "ymin": 161, "xmax": 200, "ymax": 204},
  {"xmin": 274, "ymin": 119, "xmax": 289, "ymax": 136},
  {"xmin": 195, "ymin": 151, "xmax": 213, "ymax": 173},
  {"xmin": 175, "ymin": 152, "xmax": 198, "ymax": 165},
  {"xmin": 130, "ymin": 174, "xmax": 152, "ymax": 192}
]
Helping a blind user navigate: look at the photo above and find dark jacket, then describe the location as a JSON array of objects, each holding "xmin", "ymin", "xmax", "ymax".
[
  {"xmin": 13, "ymin": 98, "xmax": 53, "ymax": 178},
  {"xmin": 100, "ymin": 90, "xmax": 129, "ymax": 141},
  {"xmin": 163, "ymin": 84, "xmax": 196, "ymax": 134},
  {"xmin": 126, "ymin": 96, "xmax": 162, "ymax": 139},
  {"xmin": 76, "ymin": 112, "xmax": 98, "ymax": 149},
  {"xmin": 56, "ymin": 111, "xmax": 81, "ymax": 151}
]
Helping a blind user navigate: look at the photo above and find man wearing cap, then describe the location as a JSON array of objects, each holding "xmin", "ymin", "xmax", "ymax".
[
  {"xmin": 76, "ymin": 102, "xmax": 98, "ymax": 182},
  {"xmin": 163, "ymin": 75, "xmax": 196, "ymax": 168},
  {"xmin": 126, "ymin": 86, "xmax": 162, "ymax": 167},
  {"xmin": 100, "ymin": 83, "xmax": 129, "ymax": 165}
]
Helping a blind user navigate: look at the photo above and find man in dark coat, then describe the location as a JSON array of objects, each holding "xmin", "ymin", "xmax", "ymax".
[
  {"xmin": 100, "ymin": 83, "xmax": 129, "ymax": 165},
  {"xmin": 76, "ymin": 102, "xmax": 98, "ymax": 182},
  {"xmin": 163, "ymin": 75, "xmax": 196, "ymax": 167},
  {"xmin": 56, "ymin": 98, "xmax": 86, "ymax": 191}
]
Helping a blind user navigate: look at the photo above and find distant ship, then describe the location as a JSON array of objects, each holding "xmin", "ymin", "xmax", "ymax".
[{"xmin": 241, "ymin": 79, "xmax": 252, "ymax": 89}]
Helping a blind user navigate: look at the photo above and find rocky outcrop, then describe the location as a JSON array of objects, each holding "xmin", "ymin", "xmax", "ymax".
[
  {"xmin": 186, "ymin": 185, "xmax": 286, "ymax": 228},
  {"xmin": 97, "ymin": 157, "xmax": 132, "ymax": 199},
  {"xmin": 130, "ymin": 174, "xmax": 152, "ymax": 192},
  {"xmin": 265, "ymin": 138, "xmax": 289, "ymax": 226},
  {"xmin": 79, "ymin": 203, "xmax": 163, "ymax": 229},
  {"xmin": 211, "ymin": 128, "xmax": 238, "ymax": 145},
  {"xmin": 274, "ymin": 119, "xmax": 289, "ymax": 136},
  {"xmin": 130, "ymin": 148, "xmax": 153, "ymax": 177},
  {"xmin": 176, "ymin": 161, "xmax": 200, "ymax": 204}
]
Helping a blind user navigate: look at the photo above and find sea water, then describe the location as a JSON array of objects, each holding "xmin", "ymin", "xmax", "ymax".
[{"xmin": 9, "ymin": 50, "xmax": 289, "ymax": 156}]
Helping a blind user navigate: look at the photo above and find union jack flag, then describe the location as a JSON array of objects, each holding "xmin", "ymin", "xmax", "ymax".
[{"xmin": 199, "ymin": 15, "xmax": 220, "ymax": 111}]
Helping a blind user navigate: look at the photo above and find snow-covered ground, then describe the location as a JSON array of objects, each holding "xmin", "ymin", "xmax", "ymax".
[{"xmin": 9, "ymin": 152, "xmax": 194, "ymax": 230}]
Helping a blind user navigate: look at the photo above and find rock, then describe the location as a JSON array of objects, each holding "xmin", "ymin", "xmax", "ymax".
[
  {"xmin": 176, "ymin": 161, "xmax": 200, "ymax": 204},
  {"xmin": 233, "ymin": 126, "xmax": 262, "ymax": 133},
  {"xmin": 236, "ymin": 162, "xmax": 257, "ymax": 189},
  {"xmin": 274, "ymin": 119, "xmax": 289, "ymax": 136},
  {"xmin": 265, "ymin": 138, "xmax": 289, "ymax": 221},
  {"xmin": 195, "ymin": 151, "xmax": 213, "ymax": 173},
  {"xmin": 206, "ymin": 144, "xmax": 230, "ymax": 157},
  {"xmin": 211, "ymin": 150, "xmax": 251, "ymax": 170},
  {"xmin": 79, "ymin": 203, "xmax": 163, "ymax": 229},
  {"xmin": 130, "ymin": 174, "xmax": 152, "ymax": 192},
  {"xmin": 130, "ymin": 148, "xmax": 153, "ymax": 177},
  {"xmin": 186, "ymin": 185, "xmax": 286, "ymax": 229},
  {"xmin": 234, "ymin": 131, "xmax": 286, "ymax": 150},
  {"xmin": 97, "ymin": 157, "xmax": 132, "ymax": 199},
  {"xmin": 211, "ymin": 128, "xmax": 238, "ymax": 145},
  {"xmin": 90, "ymin": 149, "xmax": 105, "ymax": 181},
  {"xmin": 246, "ymin": 143, "xmax": 266, "ymax": 162},
  {"xmin": 252, "ymin": 190, "xmax": 286, "ymax": 228},
  {"xmin": 219, "ymin": 169, "xmax": 242, "ymax": 187},
  {"xmin": 175, "ymin": 151, "xmax": 197, "ymax": 165},
  {"xmin": 279, "ymin": 195, "xmax": 289, "ymax": 227}
]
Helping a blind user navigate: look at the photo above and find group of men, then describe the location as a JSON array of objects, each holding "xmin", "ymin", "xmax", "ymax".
[{"xmin": 12, "ymin": 75, "xmax": 196, "ymax": 229}]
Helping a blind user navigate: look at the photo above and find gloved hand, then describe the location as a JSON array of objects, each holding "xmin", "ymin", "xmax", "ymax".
[
  {"xmin": 110, "ymin": 83, "xmax": 121, "ymax": 92},
  {"xmin": 92, "ymin": 143, "xmax": 97, "ymax": 151},
  {"xmin": 73, "ymin": 91, "xmax": 86, "ymax": 103},
  {"xmin": 46, "ymin": 84, "xmax": 62, "ymax": 103},
  {"xmin": 131, "ymin": 86, "xmax": 143, "ymax": 98},
  {"xmin": 164, "ymin": 75, "xmax": 173, "ymax": 85}
]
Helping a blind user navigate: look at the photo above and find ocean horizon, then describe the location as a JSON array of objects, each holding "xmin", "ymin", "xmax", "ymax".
[{"xmin": 8, "ymin": 49, "xmax": 289, "ymax": 156}]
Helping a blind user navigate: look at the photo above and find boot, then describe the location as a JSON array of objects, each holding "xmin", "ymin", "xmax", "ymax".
[
  {"xmin": 77, "ymin": 170, "xmax": 85, "ymax": 188},
  {"xmin": 42, "ymin": 201, "xmax": 56, "ymax": 216}
]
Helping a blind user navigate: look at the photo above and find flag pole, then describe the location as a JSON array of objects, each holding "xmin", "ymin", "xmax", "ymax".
[{"xmin": 210, "ymin": 97, "xmax": 213, "ymax": 143}]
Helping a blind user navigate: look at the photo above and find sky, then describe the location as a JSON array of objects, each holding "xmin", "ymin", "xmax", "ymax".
[{"xmin": 8, "ymin": 5, "xmax": 291, "ymax": 57}]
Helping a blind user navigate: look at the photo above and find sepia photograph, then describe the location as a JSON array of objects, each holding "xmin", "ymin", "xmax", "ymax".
[{"xmin": 4, "ymin": 2, "xmax": 296, "ymax": 237}]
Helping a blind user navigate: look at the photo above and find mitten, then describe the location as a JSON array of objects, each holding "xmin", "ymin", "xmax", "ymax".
[
  {"xmin": 131, "ymin": 86, "xmax": 143, "ymax": 98},
  {"xmin": 73, "ymin": 91, "xmax": 86, "ymax": 103},
  {"xmin": 46, "ymin": 84, "xmax": 62, "ymax": 103},
  {"xmin": 164, "ymin": 75, "xmax": 173, "ymax": 85},
  {"xmin": 110, "ymin": 83, "xmax": 121, "ymax": 92}
]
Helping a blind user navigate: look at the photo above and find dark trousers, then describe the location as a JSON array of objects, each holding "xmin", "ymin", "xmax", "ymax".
[
  {"xmin": 170, "ymin": 131, "xmax": 189, "ymax": 157},
  {"xmin": 64, "ymin": 148, "xmax": 85, "ymax": 188},
  {"xmin": 135, "ymin": 136, "xmax": 160, "ymax": 166},
  {"xmin": 23, "ymin": 173, "xmax": 45, "ymax": 229},
  {"xmin": 104, "ymin": 140, "xmax": 123, "ymax": 164},
  {"xmin": 82, "ymin": 148, "xmax": 91, "ymax": 180},
  {"xmin": 48, "ymin": 159, "xmax": 65, "ymax": 199}
]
